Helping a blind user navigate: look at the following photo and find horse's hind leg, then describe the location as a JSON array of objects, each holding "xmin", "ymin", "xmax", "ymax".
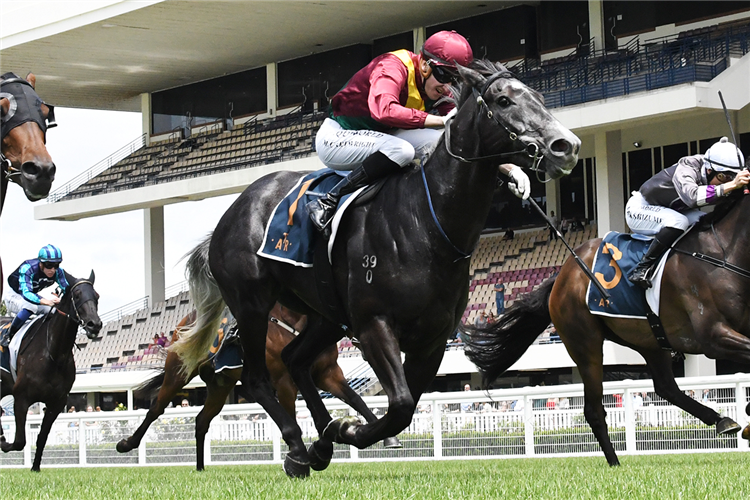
[
  {"xmin": 312, "ymin": 346, "xmax": 402, "ymax": 449},
  {"xmin": 234, "ymin": 308, "xmax": 310, "ymax": 477},
  {"xmin": 640, "ymin": 349, "xmax": 739, "ymax": 434},
  {"xmin": 556, "ymin": 316, "xmax": 620, "ymax": 466},
  {"xmin": 31, "ymin": 399, "xmax": 64, "ymax": 471},
  {"xmin": 195, "ymin": 371, "xmax": 237, "ymax": 471},
  {"xmin": 117, "ymin": 363, "xmax": 194, "ymax": 453}
]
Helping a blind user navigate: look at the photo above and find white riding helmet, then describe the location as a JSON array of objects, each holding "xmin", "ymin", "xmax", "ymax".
[{"xmin": 704, "ymin": 137, "xmax": 745, "ymax": 172}]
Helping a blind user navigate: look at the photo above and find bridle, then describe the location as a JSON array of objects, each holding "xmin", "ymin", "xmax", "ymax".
[
  {"xmin": 55, "ymin": 279, "xmax": 97, "ymax": 331},
  {"xmin": 443, "ymin": 71, "xmax": 544, "ymax": 174},
  {"xmin": 0, "ymin": 74, "xmax": 57, "ymax": 182}
]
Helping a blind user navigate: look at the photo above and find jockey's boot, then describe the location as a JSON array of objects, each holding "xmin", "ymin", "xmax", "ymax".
[
  {"xmin": 627, "ymin": 226, "xmax": 684, "ymax": 289},
  {"xmin": 307, "ymin": 152, "xmax": 401, "ymax": 233},
  {"xmin": 1, "ymin": 309, "xmax": 32, "ymax": 347}
]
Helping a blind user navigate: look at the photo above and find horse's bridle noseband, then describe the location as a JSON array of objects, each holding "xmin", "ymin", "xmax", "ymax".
[{"xmin": 443, "ymin": 70, "xmax": 544, "ymax": 174}]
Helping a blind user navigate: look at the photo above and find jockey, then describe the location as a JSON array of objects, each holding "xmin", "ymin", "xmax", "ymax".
[
  {"xmin": 625, "ymin": 137, "xmax": 750, "ymax": 289},
  {"xmin": 307, "ymin": 30, "xmax": 531, "ymax": 232},
  {"xmin": 2, "ymin": 244, "xmax": 69, "ymax": 346}
]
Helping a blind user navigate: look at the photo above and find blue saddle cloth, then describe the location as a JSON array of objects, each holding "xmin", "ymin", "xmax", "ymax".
[
  {"xmin": 258, "ymin": 169, "xmax": 356, "ymax": 267},
  {"xmin": 207, "ymin": 316, "xmax": 243, "ymax": 373},
  {"xmin": 587, "ymin": 232, "xmax": 652, "ymax": 319}
]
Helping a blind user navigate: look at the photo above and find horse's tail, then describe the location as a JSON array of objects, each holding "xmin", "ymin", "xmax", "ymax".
[
  {"xmin": 463, "ymin": 276, "xmax": 556, "ymax": 388},
  {"xmin": 133, "ymin": 368, "xmax": 166, "ymax": 402},
  {"xmin": 170, "ymin": 233, "xmax": 225, "ymax": 378}
]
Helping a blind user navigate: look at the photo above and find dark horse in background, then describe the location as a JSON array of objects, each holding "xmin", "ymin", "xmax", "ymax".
[
  {"xmin": 464, "ymin": 193, "xmax": 750, "ymax": 466},
  {"xmin": 117, "ymin": 303, "xmax": 399, "ymax": 470},
  {"xmin": 172, "ymin": 59, "xmax": 580, "ymax": 477},
  {"xmin": 0, "ymin": 272, "xmax": 101, "ymax": 471},
  {"xmin": 1, "ymin": 72, "xmax": 58, "ymax": 298}
]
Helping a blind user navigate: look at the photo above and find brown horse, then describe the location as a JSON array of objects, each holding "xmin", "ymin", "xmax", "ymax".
[
  {"xmin": 116, "ymin": 303, "xmax": 399, "ymax": 470},
  {"xmin": 0, "ymin": 272, "xmax": 101, "ymax": 471},
  {"xmin": 464, "ymin": 194, "xmax": 750, "ymax": 466},
  {"xmin": 1, "ymin": 72, "xmax": 57, "ymax": 299}
]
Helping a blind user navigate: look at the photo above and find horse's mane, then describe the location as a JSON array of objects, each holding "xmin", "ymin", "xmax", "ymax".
[{"xmin": 695, "ymin": 190, "xmax": 743, "ymax": 230}]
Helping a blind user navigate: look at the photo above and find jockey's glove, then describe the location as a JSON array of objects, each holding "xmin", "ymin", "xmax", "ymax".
[
  {"xmin": 507, "ymin": 166, "xmax": 530, "ymax": 200},
  {"xmin": 442, "ymin": 107, "xmax": 458, "ymax": 125}
]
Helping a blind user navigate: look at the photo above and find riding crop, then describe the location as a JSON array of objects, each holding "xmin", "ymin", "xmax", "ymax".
[{"xmin": 527, "ymin": 197, "xmax": 611, "ymax": 301}]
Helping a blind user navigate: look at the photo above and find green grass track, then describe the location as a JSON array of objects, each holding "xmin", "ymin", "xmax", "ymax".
[{"xmin": 4, "ymin": 452, "xmax": 750, "ymax": 500}]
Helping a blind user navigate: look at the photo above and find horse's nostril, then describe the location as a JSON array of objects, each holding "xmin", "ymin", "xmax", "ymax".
[
  {"xmin": 21, "ymin": 162, "xmax": 40, "ymax": 178},
  {"xmin": 551, "ymin": 139, "xmax": 572, "ymax": 155}
]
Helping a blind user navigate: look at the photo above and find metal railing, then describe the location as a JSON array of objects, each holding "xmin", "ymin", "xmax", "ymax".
[
  {"xmin": 46, "ymin": 134, "xmax": 147, "ymax": 203},
  {"xmin": 2, "ymin": 374, "xmax": 747, "ymax": 468}
]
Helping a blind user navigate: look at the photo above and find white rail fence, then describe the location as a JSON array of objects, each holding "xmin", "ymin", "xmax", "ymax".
[{"xmin": 2, "ymin": 374, "xmax": 749, "ymax": 468}]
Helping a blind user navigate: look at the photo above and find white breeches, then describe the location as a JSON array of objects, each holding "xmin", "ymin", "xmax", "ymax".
[
  {"xmin": 315, "ymin": 117, "xmax": 443, "ymax": 171},
  {"xmin": 5, "ymin": 288, "xmax": 51, "ymax": 315},
  {"xmin": 625, "ymin": 191, "xmax": 705, "ymax": 235}
]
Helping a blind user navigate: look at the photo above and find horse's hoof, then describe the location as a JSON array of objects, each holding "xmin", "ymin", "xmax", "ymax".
[
  {"xmin": 716, "ymin": 417, "xmax": 741, "ymax": 435},
  {"xmin": 383, "ymin": 436, "xmax": 402, "ymax": 449},
  {"xmin": 742, "ymin": 425, "xmax": 750, "ymax": 441},
  {"xmin": 116, "ymin": 439, "xmax": 132, "ymax": 453},
  {"xmin": 322, "ymin": 416, "xmax": 360, "ymax": 444},
  {"xmin": 282, "ymin": 455, "xmax": 310, "ymax": 479},
  {"xmin": 308, "ymin": 440, "xmax": 333, "ymax": 471}
]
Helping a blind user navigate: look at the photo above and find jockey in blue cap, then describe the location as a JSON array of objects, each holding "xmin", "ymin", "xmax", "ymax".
[{"xmin": 2, "ymin": 244, "xmax": 69, "ymax": 346}]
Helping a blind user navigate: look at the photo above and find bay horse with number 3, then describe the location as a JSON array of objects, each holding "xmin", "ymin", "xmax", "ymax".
[
  {"xmin": 1, "ymin": 72, "xmax": 58, "ymax": 299},
  {"xmin": 116, "ymin": 303, "xmax": 400, "ymax": 470},
  {"xmin": 464, "ymin": 193, "xmax": 750, "ymax": 466},
  {"xmin": 171, "ymin": 59, "xmax": 580, "ymax": 477}
]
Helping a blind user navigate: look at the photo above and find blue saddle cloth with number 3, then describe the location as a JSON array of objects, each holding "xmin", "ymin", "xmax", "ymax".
[{"xmin": 587, "ymin": 232, "xmax": 653, "ymax": 319}]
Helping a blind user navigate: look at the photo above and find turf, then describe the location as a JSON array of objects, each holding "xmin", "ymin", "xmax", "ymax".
[{"xmin": 3, "ymin": 452, "xmax": 750, "ymax": 499}]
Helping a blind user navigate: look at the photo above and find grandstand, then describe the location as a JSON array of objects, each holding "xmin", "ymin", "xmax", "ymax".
[{"xmin": 6, "ymin": 1, "xmax": 750, "ymax": 406}]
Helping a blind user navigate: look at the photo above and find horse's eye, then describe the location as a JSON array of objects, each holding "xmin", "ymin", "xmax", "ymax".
[{"xmin": 497, "ymin": 96, "xmax": 511, "ymax": 108}]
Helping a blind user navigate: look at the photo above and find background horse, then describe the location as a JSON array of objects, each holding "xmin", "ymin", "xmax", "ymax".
[
  {"xmin": 171, "ymin": 59, "xmax": 580, "ymax": 477},
  {"xmin": 464, "ymin": 193, "xmax": 750, "ymax": 466},
  {"xmin": 0, "ymin": 271, "xmax": 101, "ymax": 471},
  {"xmin": 1, "ymin": 72, "xmax": 58, "ymax": 299},
  {"xmin": 116, "ymin": 303, "xmax": 399, "ymax": 470}
]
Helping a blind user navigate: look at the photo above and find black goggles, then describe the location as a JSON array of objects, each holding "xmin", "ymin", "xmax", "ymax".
[
  {"xmin": 41, "ymin": 261, "xmax": 60, "ymax": 269},
  {"xmin": 429, "ymin": 63, "xmax": 458, "ymax": 85}
]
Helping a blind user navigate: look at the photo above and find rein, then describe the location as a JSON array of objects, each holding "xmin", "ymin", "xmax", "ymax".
[{"xmin": 672, "ymin": 218, "xmax": 750, "ymax": 279}]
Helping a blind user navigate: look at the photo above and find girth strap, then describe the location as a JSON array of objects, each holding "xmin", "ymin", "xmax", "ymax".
[{"xmin": 645, "ymin": 308, "xmax": 673, "ymax": 351}]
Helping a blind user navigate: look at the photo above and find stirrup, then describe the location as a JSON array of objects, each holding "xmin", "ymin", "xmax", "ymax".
[
  {"xmin": 307, "ymin": 198, "xmax": 337, "ymax": 233},
  {"xmin": 627, "ymin": 266, "xmax": 653, "ymax": 289}
]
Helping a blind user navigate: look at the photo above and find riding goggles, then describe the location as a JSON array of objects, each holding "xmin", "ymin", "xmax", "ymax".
[
  {"xmin": 41, "ymin": 261, "xmax": 60, "ymax": 269},
  {"xmin": 429, "ymin": 62, "xmax": 459, "ymax": 85}
]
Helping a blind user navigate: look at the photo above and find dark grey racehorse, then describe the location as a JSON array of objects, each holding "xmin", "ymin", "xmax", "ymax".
[
  {"xmin": 172, "ymin": 60, "xmax": 580, "ymax": 477},
  {"xmin": 0, "ymin": 272, "xmax": 101, "ymax": 471}
]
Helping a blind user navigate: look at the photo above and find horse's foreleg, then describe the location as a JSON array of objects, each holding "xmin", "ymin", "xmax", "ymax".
[
  {"xmin": 641, "ymin": 349, "xmax": 738, "ymax": 433},
  {"xmin": 195, "ymin": 378, "xmax": 236, "ymax": 471},
  {"xmin": 31, "ymin": 401, "xmax": 64, "ymax": 472},
  {"xmin": 0, "ymin": 395, "xmax": 29, "ymax": 453},
  {"xmin": 117, "ymin": 365, "xmax": 194, "ymax": 453},
  {"xmin": 313, "ymin": 349, "xmax": 402, "ymax": 449},
  {"xmin": 325, "ymin": 321, "xmax": 434, "ymax": 449}
]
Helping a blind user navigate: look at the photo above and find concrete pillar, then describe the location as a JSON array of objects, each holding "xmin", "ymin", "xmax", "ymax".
[
  {"xmin": 684, "ymin": 355, "xmax": 716, "ymax": 377},
  {"xmin": 140, "ymin": 93, "xmax": 152, "ymax": 146},
  {"xmin": 588, "ymin": 0, "xmax": 606, "ymax": 52},
  {"xmin": 594, "ymin": 130, "xmax": 626, "ymax": 236},
  {"xmin": 144, "ymin": 206, "xmax": 165, "ymax": 306},
  {"xmin": 266, "ymin": 62, "xmax": 278, "ymax": 117},
  {"xmin": 413, "ymin": 27, "xmax": 426, "ymax": 53},
  {"xmin": 545, "ymin": 180, "xmax": 561, "ymax": 219}
]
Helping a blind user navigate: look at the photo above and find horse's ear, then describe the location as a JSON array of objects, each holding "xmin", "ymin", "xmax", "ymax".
[
  {"xmin": 25, "ymin": 72, "xmax": 36, "ymax": 89},
  {"xmin": 456, "ymin": 64, "xmax": 485, "ymax": 90},
  {"xmin": 0, "ymin": 97, "xmax": 8, "ymax": 118},
  {"xmin": 88, "ymin": 270, "xmax": 95, "ymax": 284}
]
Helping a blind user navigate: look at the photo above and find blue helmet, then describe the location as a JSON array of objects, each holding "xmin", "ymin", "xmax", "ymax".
[{"xmin": 38, "ymin": 244, "xmax": 63, "ymax": 263}]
